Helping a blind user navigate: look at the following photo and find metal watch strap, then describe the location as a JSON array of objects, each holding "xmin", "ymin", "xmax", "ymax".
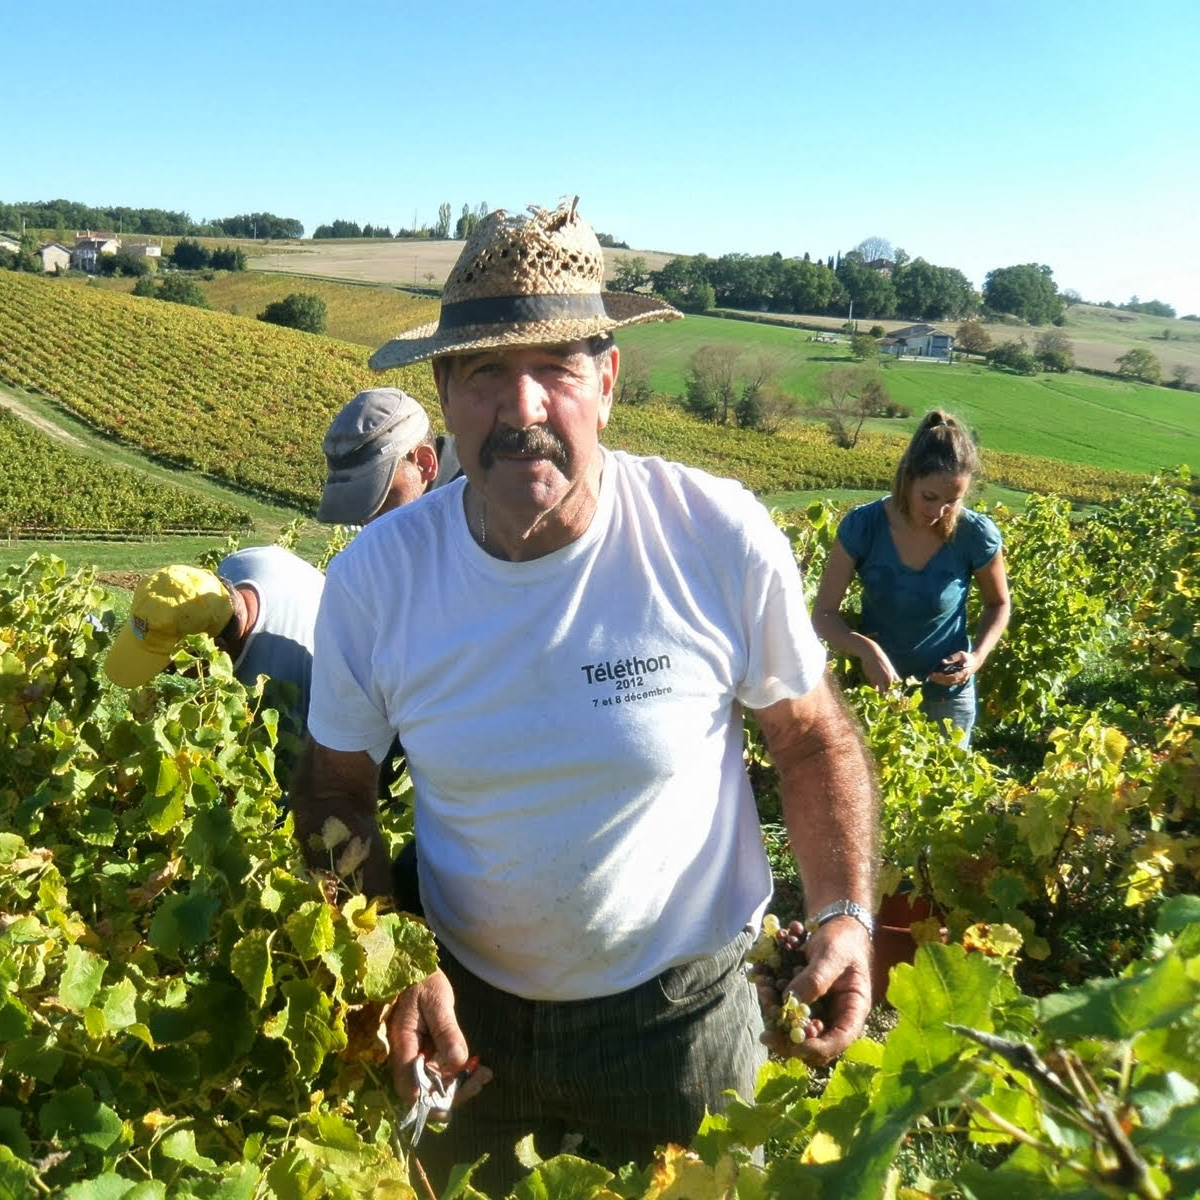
[{"xmin": 805, "ymin": 899, "xmax": 875, "ymax": 939}]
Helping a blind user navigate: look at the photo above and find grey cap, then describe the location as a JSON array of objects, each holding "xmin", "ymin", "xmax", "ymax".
[{"xmin": 317, "ymin": 388, "xmax": 431, "ymax": 524}]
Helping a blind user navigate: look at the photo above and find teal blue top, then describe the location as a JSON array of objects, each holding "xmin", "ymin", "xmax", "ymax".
[{"xmin": 836, "ymin": 500, "xmax": 1002, "ymax": 694}]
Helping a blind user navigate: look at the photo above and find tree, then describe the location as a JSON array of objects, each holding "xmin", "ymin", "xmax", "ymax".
[
  {"xmin": 983, "ymin": 263, "xmax": 1065, "ymax": 325},
  {"xmin": 1170, "ymin": 364, "xmax": 1195, "ymax": 391},
  {"xmin": 615, "ymin": 348, "xmax": 654, "ymax": 405},
  {"xmin": 1115, "ymin": 347, "xmax": 1162, "ymax": 384},
  {"xmin": 209, "ymin": 246, "xmax": 246, "ymax": 271},
  {"xmin": 849, "ymin": 332, "xmax": 878, "ymax": 362},
  {"xmin": 734, "ymin": 354, "xmax": 784, "ymax": 430},
  {"xmin": 810, "ymin": 368, "xmax": 887, "ymax": 448},
  {"xmin": 258, "ymin": 292, "xmax": 327, "ymax": 334},
  {"xmin": 683, "ymin": 344, "xmax": 742, "ymax": 425},
  {"xmin": 651, "ymin": 257, "xmax": 715, "ymax": 313},
  {"xmin": 955, "ymin": 320, "xmax": 993, "ymax": 356},
  {"xmin": 170, "ymin": 238, "xmax": 210, "ymax": 270},
  {"xmin": 157, "ymin": 274, "xmax": 210, "ymax": 308},
  {"xmin": 852, "ymin": 236, "xmax": 894, "ymax": 265},
  {"xmin": 131, "ymin": 274, "xmax": 157, "ymax": 297},
  {"xmin": 455, "ymin": 204, "xmax": 487, "ymax": 240},
  {"xmin": 1062, "ymin": 288, "xmax": 1084, "ymax": 309},
  {"xmin": 836, "ymin": 257, "xmax": 896, "ymax": 319},
  {"xmin": 892, "ymin": 258, "xmax": 979, "ymax": 320},
  {"xmin": 610, "ymin": 256, "xmax": 649, "ymax": 293},
  {"xmin": 435, "ymin": 203, "xmax": 452, "ymax": 239},
  {"xmin": 987, "ymin": 339, "xmax": 1037, "ymax": 375},
  {"xmin": 1034, "ymin": 330, "xmax": 1075, "ymax": 373}
]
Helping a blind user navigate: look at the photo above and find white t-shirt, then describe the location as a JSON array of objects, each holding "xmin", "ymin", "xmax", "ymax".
[
  {"xmin": 308, "ymin": 451, "xmax": 826, "ymax": 1000},
  {"xmin": 219, "ymin": 545, "xmax": 325, "ymax": 732}
]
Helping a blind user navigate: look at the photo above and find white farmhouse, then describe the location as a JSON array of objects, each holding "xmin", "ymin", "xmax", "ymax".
[{"xmin": 37, "ymin": 243, "xmax": 72, "ymax": 273}]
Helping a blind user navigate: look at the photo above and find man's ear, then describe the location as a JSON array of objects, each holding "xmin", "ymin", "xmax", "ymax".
[
  {"xmin": 596, "ymin": 345, "xmax": 618, "ymax": 432},
  {"xmin": 411, "ymin": 443, "xmax": 439, "ymax": 486}
]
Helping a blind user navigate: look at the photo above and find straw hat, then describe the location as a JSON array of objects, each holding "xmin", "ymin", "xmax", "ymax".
[{"xmin": 369, "ymin": 198, "xmax": 681, "ymax": 370}]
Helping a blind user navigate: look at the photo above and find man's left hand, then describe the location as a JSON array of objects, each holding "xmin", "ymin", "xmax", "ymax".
[{"xmin": 759, "ymin": 918, "xmax": 871, "ymax": 1065}]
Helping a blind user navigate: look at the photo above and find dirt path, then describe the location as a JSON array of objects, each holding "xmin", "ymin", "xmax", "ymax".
[{"xmin": 0, "ymin": 386, "xmax": 87, "ymax": 448}]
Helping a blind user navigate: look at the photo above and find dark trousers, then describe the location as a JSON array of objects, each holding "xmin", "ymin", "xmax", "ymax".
[{"xmin": 415, "ymin": 931, "xmax": 764, "ymax": 1196}]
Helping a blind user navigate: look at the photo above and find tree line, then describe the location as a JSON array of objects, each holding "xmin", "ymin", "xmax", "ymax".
[
  {"xmin": 0, "ymin": 200, "xmax": 302, "ymax": 239},
  {"xmin": 612, "ymin": 245, "xmax": 1071, "ymax": 325}
]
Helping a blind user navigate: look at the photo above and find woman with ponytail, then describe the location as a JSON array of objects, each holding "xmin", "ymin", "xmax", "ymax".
[{"xmin": 812, "ymin": 411, "xmax": 1010, "ymax": 743}]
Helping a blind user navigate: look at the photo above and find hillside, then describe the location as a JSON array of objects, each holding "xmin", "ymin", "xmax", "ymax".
[{"xmin": 0, "ymin": 273, "xmax": 1173, "ymax": 521}]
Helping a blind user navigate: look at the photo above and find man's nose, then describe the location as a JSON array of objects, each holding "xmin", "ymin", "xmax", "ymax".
[{"xmin": 499, "ymin": 370, "xmax": 548, "ymax": 427}]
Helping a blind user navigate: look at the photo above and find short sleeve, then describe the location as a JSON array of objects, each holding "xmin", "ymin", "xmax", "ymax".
[
  {"xmin": 306, "ymin": 556, "xmax": 396, "ymax": 763},
  {"xmin": 736, "ymin": 504, "xmax": 827, "ymax": 710},
  {"xmin": 835, "ymin": 503, "xmax": 872, "ymax": 565},
  {"xmin": 966, "ymin": 511, "xmax": 1003, "ymax": 572}
]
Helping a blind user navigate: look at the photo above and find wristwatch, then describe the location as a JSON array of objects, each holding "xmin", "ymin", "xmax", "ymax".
[{"xmin": 805, "ymin": 899, "xmax": 875, "ymax": 939}]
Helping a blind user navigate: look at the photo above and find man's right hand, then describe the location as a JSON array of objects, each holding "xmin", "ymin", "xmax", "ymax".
[{"xmin": 388, "ymin": 970, "xmax": 493, "ymax": 1107}]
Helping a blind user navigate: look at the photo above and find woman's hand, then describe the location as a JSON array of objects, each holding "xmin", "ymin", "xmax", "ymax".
[
  {"xmin": 861, "ymin": 642, "xmax": 900, "ymax": 691},
  {"xmin": 927, "ymin": 649, "xmax": 979, "ymax": 687}
]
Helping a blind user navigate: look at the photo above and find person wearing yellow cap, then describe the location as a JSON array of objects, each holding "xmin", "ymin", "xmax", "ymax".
[{"xmin": 106, "ymin": 547, "xmax": 325, "ymax": 749}]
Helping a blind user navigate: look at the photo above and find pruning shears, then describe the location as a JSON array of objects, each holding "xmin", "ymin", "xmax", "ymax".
[{"xmin": 398, "ymin": 1053, "xmax": 479, "ymax": 1146}]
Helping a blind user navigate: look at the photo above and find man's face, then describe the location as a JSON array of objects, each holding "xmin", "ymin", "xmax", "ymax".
[{"xmin": 435, "ymin": 340, "xmax": 617, "ymax": 525}]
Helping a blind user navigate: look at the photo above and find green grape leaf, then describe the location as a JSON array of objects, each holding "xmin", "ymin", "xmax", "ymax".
[
  {"xmin": 60, "ymin": 943, "xmax": 107, "ymax": 1012},
  {"xmin": 5, "ymin": 1034, "xmax": 64, "ymax": 1083},
  {"xmin": 0, "ymin": 1107, "xmax": 32, "ymax": 1158},
  {"xmin": 148, "ymin": 881, "xmax": 222, "ymax": 957},
  {"xmin": 262, "ymin": 979, "xmax": 347, "ymax": 1080},
  {"xmin": 39, "ymin": 1084, "xmax": 124, "ymax": 1151},
  {"xmin": 230, "ymin": 928, "xmax": 275, "ymax": 1008},
  {"xmin": 58, "ymin": 1175, "xmax": 147, "ymax": 1200},
  {"xmin": 0, "ymin": 1146, "xmax": 42, "ymax": 1196},
  {"xmin": 511, "ymin": 1153, "xmax": 619, "ymax": 1199},
  {"xmin": 0, "ymin": 995, "xmax": 31, "ymax": 1041},
  {"xmin": 102, "ymin": 978, "xmax": 139, "ymax": 1030},
  {"xmin": 159, "ymin": 1128, "xmax": 220, "ymax": 1172},
  {"xmin": 1038, "ymin": 952, "xmax": 1199, "ymax": 1040},
  {"xmin": 359, "ymin": 913, "xmax": 438, "ymax": 1001},
  {"xmin": 284, "ymin": 901, "xmax": 336, "ymax": 961}
]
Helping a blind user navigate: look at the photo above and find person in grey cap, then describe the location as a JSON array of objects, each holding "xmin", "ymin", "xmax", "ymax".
[{"xmin": 318, "ymin": 388, "xmax": 461, "ymax": 526}]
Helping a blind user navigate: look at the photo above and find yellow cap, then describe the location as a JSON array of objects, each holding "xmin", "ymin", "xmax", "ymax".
[{"xmin": 104, "ymin": 565, "xmax": 234, "ymax": 688}]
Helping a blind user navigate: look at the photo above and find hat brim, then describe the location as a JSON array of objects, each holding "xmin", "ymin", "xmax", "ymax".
[
  {"xmin": 317, "ymin": 452, "xmax": 399, "ymax": 524},
  {"xmin": 369, "ymin": 291, "xmax": 681, "ymax": 371},
  {"xmin": 104, "ymin": 625, "xmax": 174, "ymax": 688}
]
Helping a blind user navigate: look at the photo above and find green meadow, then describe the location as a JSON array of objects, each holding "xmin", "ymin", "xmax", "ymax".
[{"xmin": 618, "ymin": 314, "xmax": 1200, "ymax": 476}]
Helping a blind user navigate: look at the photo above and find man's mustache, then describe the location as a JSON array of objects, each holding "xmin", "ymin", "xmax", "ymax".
[{"xmin": 479, "ymin": 426, "xmax": 568, "ymax": 470}]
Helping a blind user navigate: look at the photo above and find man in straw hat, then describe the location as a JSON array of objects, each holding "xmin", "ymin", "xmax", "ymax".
[
  {"xmin": 292, "ymin": 199, "xmax": 877, "ymax": 1191},
  {"xmin": 317, "ymin": 387, "xmax": 461, "ymax": 527}
]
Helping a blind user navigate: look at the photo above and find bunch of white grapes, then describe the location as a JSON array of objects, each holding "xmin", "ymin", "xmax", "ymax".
[{"xmin": 747, "ymin": 913, "xmax": 812, "ymax": 1044}]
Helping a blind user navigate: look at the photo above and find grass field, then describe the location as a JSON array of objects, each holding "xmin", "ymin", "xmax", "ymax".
[{"xmin": 618, "ymin": 314, "xmax": 1200, "ymax": 475}]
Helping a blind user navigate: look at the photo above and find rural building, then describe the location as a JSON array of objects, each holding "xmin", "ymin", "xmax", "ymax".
[
  {"xmin": 36, "ymin": 243, "xmax": 72, "ymax": 272},
  {"xmin": 123, "ymin": 242, "xmax": 162, "ymax": 260},
  {"xmin": 0, "ymin": 234, "xmax": 19, "ymax": 254},
  {"xmin": 879, "ymin": 323, "xmax": 953, "ymax": 360},
  {"xmin": 70, "ymin": 234, "xmax": 121, "ymax": 272},
  {"xmin": 865, "ymin": 257, "xmax": 895, "ymax": 276}
]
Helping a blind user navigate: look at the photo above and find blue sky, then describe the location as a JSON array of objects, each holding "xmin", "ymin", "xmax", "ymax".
[{"xmin": 4, "ymin": 0, "xmax": 1198, "ymax": 314}]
